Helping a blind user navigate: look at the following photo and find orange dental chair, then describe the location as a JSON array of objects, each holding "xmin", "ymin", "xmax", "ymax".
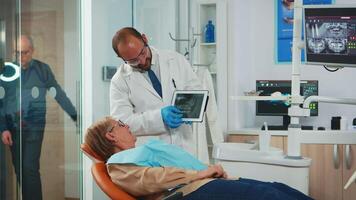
[
  {"xmin": 80, "ymin": 143, "xmax": 135, "ymax": 200},
  {"xmin": 80, "ymin": 143, "xmax": 183, "ymax": 200}
]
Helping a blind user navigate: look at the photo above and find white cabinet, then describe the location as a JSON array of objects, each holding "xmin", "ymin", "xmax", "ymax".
[{"xmin": 192, "ymin": 0, "xmax": 228, "ymax": 131}]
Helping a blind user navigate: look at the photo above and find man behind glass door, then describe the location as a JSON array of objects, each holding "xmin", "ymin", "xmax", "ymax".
[{"xmin": 0, "ymin": 35, "xmax": 77, "ymax": 200}]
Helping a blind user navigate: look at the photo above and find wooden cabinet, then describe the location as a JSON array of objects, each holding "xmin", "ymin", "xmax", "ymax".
[
  {"xmin": 286, "ymin": 137, "xmax": 356, "ymax": 200},
  {"xmin": 228, "ymin": 134, "xmax": 356, "ymax": 200},
  {"xmin": 227, "ymin": 134, "xmax": 285, "ymax": 151},
  {"xmin": 300, "ymin": 144, "xmax": 343, "ymax": 200},
  {"xmin": 343, "ymin": 144, "xmax": 356, "ymax": 199},
  {"xmin": 299, "ymin": 144, "xmax": 356, "ymax": 200}
]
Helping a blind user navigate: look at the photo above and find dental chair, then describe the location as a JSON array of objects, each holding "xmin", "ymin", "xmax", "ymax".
[
  {"xmin": 81, "ymin": 143, "xmax": 135, "ymax": 200},
  {"xmin": 81, "ymin": 143, "xmax": 183, "ymax": 200}
]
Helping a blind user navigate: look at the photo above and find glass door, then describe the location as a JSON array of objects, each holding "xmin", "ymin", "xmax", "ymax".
[
  {"xmin": 0, "ymin": 0, "xmax": 82, "ymax": 199},
  {"xmin": 1, "ymin": 1, "xmax": 21, "ymax": 199}
]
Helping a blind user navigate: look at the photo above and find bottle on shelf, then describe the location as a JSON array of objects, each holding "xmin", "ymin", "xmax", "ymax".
[{"xmin": 204, "ymin": 20, "xmax": 215, "ymax": 43}]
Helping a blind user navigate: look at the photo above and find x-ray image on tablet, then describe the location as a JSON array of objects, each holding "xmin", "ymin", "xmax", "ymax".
[{"xmin": 172, "ymin": 90, "xmax": 209, "ymax": 122}]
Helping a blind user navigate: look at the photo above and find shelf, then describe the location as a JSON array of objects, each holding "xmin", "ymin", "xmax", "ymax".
[
  {"xmin": 227, "ymin": 128, "xmax": 288, "ymax": 136},
  {"xmin": 195, "ymin": 0, "xmax": 227, "ymax": 132},
  {"xmin": 200, "ymin": 42, "xmax": 216, "ymax": 46},
  {"xmin": 230, "ymin": 96, "xmax": 289, "ymax": 101},
  {"xmin": 227, "ymin": 128, "xmax": 356, "ymax": 141}
]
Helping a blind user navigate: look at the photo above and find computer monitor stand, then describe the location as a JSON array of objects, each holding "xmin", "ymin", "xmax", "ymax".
[
  {"xmin": 261, "ymin": 116, "xmax": 313, "ymax": 130},
  {"xmin": 261, "ymin": 115, "xmax": 290, "ymax": 130},
  {"xmin": 282, "ymin": 115, "xmax": 291, "ymax": 128}
]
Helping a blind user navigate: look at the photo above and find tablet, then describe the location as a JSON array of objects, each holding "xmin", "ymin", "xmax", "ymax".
[{"xmin": 172, "ymin": 90, "xmax": 209, "ymax": 122}]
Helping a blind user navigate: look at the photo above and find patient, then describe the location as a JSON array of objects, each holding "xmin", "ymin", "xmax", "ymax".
[{"xmin": 84, "ymin": 117, "xmax": 313, "ymax": 200}]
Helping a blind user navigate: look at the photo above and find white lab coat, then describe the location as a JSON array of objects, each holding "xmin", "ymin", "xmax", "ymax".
[
  {"xmin": 110, "ymin": 47, "xmax": 202, "ymax": 156},
  {"xmin": 194, "ymin": 67, "xmax": 224, "ymax": 163}
]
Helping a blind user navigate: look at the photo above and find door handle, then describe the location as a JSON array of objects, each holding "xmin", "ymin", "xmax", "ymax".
[
  {"xmin": 0, "ymin": 58, "xmax": 4, "ymax": 73},
  {"xmin": 333, "ymin": 144, "xmax": 340, "ymax": 169},
  {"xmin": 75, "ymin": 81, "xmax": 80, "ymax": 133},
  {"xmin": 345, "ymin": 145, "xmax": 352, "ymax": 170}
]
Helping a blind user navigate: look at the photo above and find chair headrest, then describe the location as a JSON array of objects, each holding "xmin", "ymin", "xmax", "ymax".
[
  {"xmin": 92, "ymin": 163, "xmax": 136, "ymax": 200},
  {"xmin": 81, "ymin": 143, "xmax": 105, "ymax": 163}
]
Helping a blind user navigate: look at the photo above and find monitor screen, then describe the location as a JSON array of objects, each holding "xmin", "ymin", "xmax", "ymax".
[
  {"xmin": 304, "ymin": 6, "xmax": 356, "ymax": 67},
  {"xmin": 256, "ymin": 80, "xmax": 318, "ymax": 116}
]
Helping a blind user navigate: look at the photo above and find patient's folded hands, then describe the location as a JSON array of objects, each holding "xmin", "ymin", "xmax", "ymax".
[{"xmin": 197, "ymin": 164, "xmax": 227, "ymax": 179}]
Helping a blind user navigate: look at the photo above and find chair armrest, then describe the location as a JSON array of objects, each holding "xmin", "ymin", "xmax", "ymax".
[
  {"xmin": 162, "ymin": 192, "xmax": 183, "ymax": 200},
  {"xmin": 92, "ymin": 163, "xmax": 136, "ymax": 200}
]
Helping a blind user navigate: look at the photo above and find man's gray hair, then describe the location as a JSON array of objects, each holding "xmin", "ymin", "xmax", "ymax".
[{"xmin": 21, "ymin": 34, "xmax": 34, "ymax": 49}]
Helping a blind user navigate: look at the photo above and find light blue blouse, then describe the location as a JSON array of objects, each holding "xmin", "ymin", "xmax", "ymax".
[{"xmin": 107, "ymin": 140, "xmax": 207, "ymax": 171}]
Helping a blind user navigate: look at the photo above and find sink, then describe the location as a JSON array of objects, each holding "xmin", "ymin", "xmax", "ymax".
[
  {"xmin": 212, "ymin": 142, "xmax": 310, "ymax": 167},
  {"xmin": 212, "ymin": 142, "xmax": 312, "ymax": 194},
  {"xmin": 213, "ymin": 142, "xmax": 283, "ymax": 161}
]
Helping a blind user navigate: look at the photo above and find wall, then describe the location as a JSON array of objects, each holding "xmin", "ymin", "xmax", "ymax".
[
  {"xmin": 133, "ymin": 0, "xmax": 177, "ymax": 50},
  {"xmin": 0, "ymin": 0, "xmax": 16, "ymax": 60},
  {"xmin": 228, "ymin": 0, "xmax": 356, "ymax": 130},
  {"xmin": 91, "ymin": 0, "xmax": 178, "ymax": 122},
  {"xmin": 91, "ymin": 0, "xmax": 132, "ymax": 199},
  {"xmin": 91, "ymin": 0, "xmax": 132, "ymax": 123}
]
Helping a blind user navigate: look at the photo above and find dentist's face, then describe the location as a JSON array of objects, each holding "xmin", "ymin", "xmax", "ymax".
[{"xmin": 118, "ymin": 35, "xmax": 152, "ymax": 71}]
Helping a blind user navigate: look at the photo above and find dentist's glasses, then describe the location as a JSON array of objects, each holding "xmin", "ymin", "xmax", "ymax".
[{"xmin": 123, "ymin": 44, "xmax": 148, "ymax": 67}]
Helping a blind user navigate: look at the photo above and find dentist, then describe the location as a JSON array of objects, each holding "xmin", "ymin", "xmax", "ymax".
[{"xmin": 110, "ymin": 27, "xmax": 202, "ymax": 156}]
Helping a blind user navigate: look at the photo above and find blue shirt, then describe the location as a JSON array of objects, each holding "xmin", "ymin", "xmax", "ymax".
[{"xmin": 0, "ymin": 59, "xmax": 77, "ymax": 132}]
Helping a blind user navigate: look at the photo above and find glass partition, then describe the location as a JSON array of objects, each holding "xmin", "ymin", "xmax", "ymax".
[
  {"xmin": 0, "ymin": 0, "xmax": 82, "ymax": 199},
  {"xmin": 0, "ymin": 1, "xmax": 21, "ymax": 199}
]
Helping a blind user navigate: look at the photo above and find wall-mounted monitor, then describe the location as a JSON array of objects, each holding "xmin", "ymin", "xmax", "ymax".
[
  {"xmin": 304, "ymin": 6, "xmax": 356, "ymax": 67},
  {"xmin": 256, "ymin": 80, "xmax": 318, "ymax": 116},
  {"xmin": 256, "ymin": 80, "xmax": 318, "ymax": 130}
]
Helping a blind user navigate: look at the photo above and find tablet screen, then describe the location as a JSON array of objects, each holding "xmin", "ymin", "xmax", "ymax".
[{"xmin": 172, "ymin": 90, "xmax": 209, "ymax": 122}]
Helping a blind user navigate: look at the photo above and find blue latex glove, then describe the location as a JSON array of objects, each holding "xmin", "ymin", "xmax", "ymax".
[{"xmin": 161, "ymin": 106, "xmax": 183, "ymax": 128}]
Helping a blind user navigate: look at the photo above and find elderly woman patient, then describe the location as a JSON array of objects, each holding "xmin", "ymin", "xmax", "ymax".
[{"xmin": 85, "ymin": 117, "xmax": 313, "ymax": 200}]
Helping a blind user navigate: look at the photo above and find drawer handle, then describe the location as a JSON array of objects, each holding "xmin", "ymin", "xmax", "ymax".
[
  {"xmin": 345, "ymin": 145, "xmax": 352, "ymax": 170},
  {"xmin": 333, "ymin": 144, "xmax": 340, "ymax": 169},
  {"xmin": 244, "ymin": 140, "xmax": 257, "ymax": 144}
]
